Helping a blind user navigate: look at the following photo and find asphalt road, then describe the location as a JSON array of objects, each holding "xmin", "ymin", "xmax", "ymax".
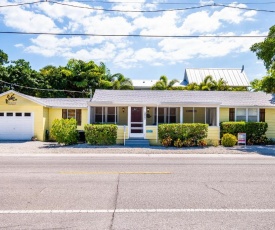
[{"xmin": 0, "ymin": 154, "xmax": 275, "ymax": 230}]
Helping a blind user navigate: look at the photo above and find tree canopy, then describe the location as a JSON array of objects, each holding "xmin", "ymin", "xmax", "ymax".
[{"xmin": 250, "ymin": 25, "xmax": 275, "ymax": 93}]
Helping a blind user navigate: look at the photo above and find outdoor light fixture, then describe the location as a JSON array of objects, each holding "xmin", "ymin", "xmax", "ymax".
[
  {"xmin": 122, "ymin": 107, "xmax": 125, "ymax": 113},
  {"xmin": 147, "ymin": 108, "xmax": 150, "ymax": 113}
]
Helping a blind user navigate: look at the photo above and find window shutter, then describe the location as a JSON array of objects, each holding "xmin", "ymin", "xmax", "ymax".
[
  {"xmin": 76, "ymin": 109, "xmax": 82, "ymax": 126},
  {"xmin": 260, "ymin": 109, "xmax": 265, "ymax": 122},
  {"xmin": 229, "ymin": 108, "xmax": 235, "ymax": 121},
  {"xmin": 62, "ymin": 109, "xmax": 67, "ymax": 119}
]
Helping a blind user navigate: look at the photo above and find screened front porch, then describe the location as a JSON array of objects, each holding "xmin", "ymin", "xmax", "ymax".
[{"xmin": 88, "ymin": 106, "xmax": 220, "ymax": 143}]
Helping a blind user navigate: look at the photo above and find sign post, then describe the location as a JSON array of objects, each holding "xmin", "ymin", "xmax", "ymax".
[{"xmin": 238, "ymin": 133, "xmax": 246, "ymax": 146}]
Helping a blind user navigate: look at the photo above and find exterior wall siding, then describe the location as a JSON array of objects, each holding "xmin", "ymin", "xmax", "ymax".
[
  {"xmin": 220, "ymin": 108, "xmax": 229, "ymax": 122},
  {"xmin": 266, "ymin": 108, "xmax": 275, "ymax": 139},
  {"xmin": 116, "ymin": 126, "xmax": 129, "ymax": 144},
  {"xmin": 207, "ymin": 126, "xmax": 220, "ymax": 141},
  {"xmin": 48, "ymin": 108, "xmax": 88, "ymax": 132}
]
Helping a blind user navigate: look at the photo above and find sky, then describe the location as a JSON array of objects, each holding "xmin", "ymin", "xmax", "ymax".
[{"xmin": 0, "ymin": 0, "xmax": 275, "ymax": 83}]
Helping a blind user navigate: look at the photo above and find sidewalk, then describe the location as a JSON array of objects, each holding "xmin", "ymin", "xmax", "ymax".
[{"xmin": 0, "ymin": 141, "xmax": 274, "ymax": 156}]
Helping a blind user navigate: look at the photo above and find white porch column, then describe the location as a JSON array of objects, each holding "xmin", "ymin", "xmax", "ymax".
[
  {"xmin": 180, "ymin": 107, "xmax": 183, "ymax": 124},
  {"xmin": 217, "ymin": 106, "xmax": 220, "ymax": 126},
  {"xmin": 87, "ymin": 106, "xmax": 91, "ymax": 124},
  {"xmin": 143, "ymin": 106, "xmax": 146, "ymax": 138},
  {"xmin": 127, "ymin": 106, "xmax": 131, "ymax": 138}
]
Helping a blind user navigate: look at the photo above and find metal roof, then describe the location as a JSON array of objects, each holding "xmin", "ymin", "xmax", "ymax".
[
  {"xmin": 132, "ymin": 80, "xmax": 158, "ymax": 89},
  {"xmin": 90, "ymin": 90, "xmax": 275, "ymax": 107},
  {"xmin": 183, "ymin": 68, "xmax": 250, "ymax": 87}
]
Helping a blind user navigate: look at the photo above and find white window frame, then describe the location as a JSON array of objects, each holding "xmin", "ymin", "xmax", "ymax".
[{"xmin": 235, "ymin": 108, "xmax": 259, "ymax": 122}]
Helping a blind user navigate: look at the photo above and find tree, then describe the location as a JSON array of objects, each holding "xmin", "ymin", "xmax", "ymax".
[
  {"xmin": 111, "ymin": 73, "xmax": 134, "ymax": 90},
  {"xmin": 151, "ymin": 75, "xmax": 179, "ymax": 90},
  {"xmin": 250, "ymin": 25, "xmax": 275, "ymax": 70}
]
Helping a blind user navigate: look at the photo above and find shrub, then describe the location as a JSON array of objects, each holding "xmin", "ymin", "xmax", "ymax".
[
  {"xmin": 198, "ymin": 139, "xmax": 207, "ymax": 147},
  {"xmin": 220, "ymin": 122, "xmax": 268, "ymax": 145},
  {"xmin": 50, "ymin": 118, "xmax": 78, "ymax": 145},
  {"xmin": 158, "ymin": 123, "xmax": 208, "ymax": 147},
  {"xmin": 221, "ymin": 133, "xmax": 237, "ymax": 147},
  {"xmin": 174, "ymin": 138, "xmax": 184, "ymax": 148},
  {"xmin": 162, "ymin": 136, "xmax": 172, "ymax": 147},
  {"xmin": 85, "ymin": 124, "xmax": 117, "ymax": 145}
]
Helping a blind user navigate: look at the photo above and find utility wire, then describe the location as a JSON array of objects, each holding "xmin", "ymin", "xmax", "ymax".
[
  {"xmin": 0, "ymin": 79, "xmax": 87, "ymax": 94},
  {"xmin": 1, "ymin": 1, "xmax": 275, "ymax": 13},
  {"xmin": 0, "ymin": 31, "xmax": 268, "ymax": 37}
]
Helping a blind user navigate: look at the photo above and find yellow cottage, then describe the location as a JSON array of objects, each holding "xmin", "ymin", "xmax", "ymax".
[{"xmin": 1, "ymin": 89, "xmax": 275, "ymax": 144}]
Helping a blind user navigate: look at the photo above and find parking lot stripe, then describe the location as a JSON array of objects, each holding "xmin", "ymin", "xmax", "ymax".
[{"xmin": 59, "ymin": 171, "xmax": 171, "ymax": 175}]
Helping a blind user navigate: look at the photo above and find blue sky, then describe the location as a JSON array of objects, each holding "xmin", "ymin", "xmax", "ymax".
[{"xmin": 0, "ymin": 0, "xmax": 275, "ymax": 82}]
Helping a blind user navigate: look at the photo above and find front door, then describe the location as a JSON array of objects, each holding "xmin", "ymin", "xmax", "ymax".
[{"xmin": 130, "ymin": 107, "xmax": 144, "ymax": 138}]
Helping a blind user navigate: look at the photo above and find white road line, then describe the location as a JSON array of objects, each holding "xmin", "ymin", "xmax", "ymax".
[{"xmin": 1, "ymin": 209, "xmax": 275, "ymax": 214}]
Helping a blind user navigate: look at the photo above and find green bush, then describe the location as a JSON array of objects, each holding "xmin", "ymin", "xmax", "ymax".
[
  {"xmin": 220, "ymin": 122, "xmax": 268, "ymax": 145},
  {"xmin": 221, "ymin": 133, "xmax": 237, "ymax": 147},
  {"xmin": 174, "ymin": 138, "xmax": 184, "ymax": 148},
  {"xmin": 50, "ymin": 118, "xmax": 78, "ymax": 145},
  {"xmin": 85, "ymin": 124, "xmax": 117, "ymax": 145},
  {"xmin": 158, "ymin": 123, "xmax": 208, "ymax": 147}
]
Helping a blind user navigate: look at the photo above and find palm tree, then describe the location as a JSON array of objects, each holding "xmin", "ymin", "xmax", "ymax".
[
  {"xmin": 151, "ymin": 75, "xmax": 179, "ymax": 90},
  {"xmin": 111, "ymin": 73, "xmax": 134, "ymax": 90}
]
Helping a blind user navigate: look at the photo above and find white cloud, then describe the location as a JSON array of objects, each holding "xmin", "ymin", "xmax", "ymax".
[{"xmin": 0, "ymin": 2, "xmax": 62, "ymax": 33}]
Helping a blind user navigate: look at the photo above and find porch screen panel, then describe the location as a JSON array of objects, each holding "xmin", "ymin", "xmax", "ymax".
[
  {"xmin": 183, "ymin": 107, "xmax": 194, "ymax": 123},
  {"xmin": 194, "ymin": 107, "xmax": 205, "ymax": 123},
  {"xmin": 90, "ymin": 107, "xmax": 95, "ymax": 123},
  {"xmin": 107, "ymin": 107, "xmax": 117, "ymax": 123},
  {"xmin": 167, "ymin": 108, "xmax": 177, "ymax": 123},
  {"xmin": 156, "ymin": 108, "xmax": 165, "ymax": 123},
  {"xmin": 95, "ymin": 107, "xmax": 105, "ymax": 123},
  {"xmin": 206, "ymin": 108, "xmax": 217, "ymax": 126}
]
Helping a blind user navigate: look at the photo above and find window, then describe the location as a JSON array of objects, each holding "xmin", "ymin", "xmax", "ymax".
[
  {"xmin": 236, "ymin": 108, "xmax": 246, "ymax": 121},
  {"xmin": 6, "ymin": 113, "xmax": 13, "ymax": 117},
  {"xmin": 62, "ymin": 109, "xmax": 82, "ymax": 126},
  {"xmin": 94, "ymin": 107, "xmax": 117, "ymax": 123},
  {"xmin": 167, "ymin": 108, "xmax": 177, "ymax": 123},
  {"xmin": 230, "ymin": 108, "xmax": 264, "ymax": 122},
  {"xmin": 248, "ymin": 108, "xmax": 257, "ymax": 122},
  {"xmin": 24, "ymin": 113, "xmax": 31, "ymax": 117},
  {"xmin": 183, "ymin": 107, "xmax": 217, "ymax": 126},
  {"xmin": 16, "ymin": 113, "xmax": 22, "ymax": 117},
  {"xmin": 0, "ymin": 113, "xmax": 4, "ymax": 117}
]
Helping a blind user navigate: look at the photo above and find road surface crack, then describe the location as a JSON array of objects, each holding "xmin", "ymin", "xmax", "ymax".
[
  {"xmin": 204, "ymin": 183, "xmax": 226, "ymax": 196},
  {"xmin": 110, "ymin": 174, "xmax": 120, "ymax": 230}
]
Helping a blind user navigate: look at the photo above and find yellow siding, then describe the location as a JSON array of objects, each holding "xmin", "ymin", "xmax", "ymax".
[
  {"xmin": 145, "ymin": 126, "xmax": 158, "ymax": 139},
  {"xmin": 0, "ymin": 93, "xmax": 45, "ymax": 141},
  {"xmin": 116, "ymin": 126, "xmax": 129, "ymax": 144},
  {"xmin": 118, "ymin": 107, "xmax": 128, "ymax": 125},
  {"xmin": 266, "ymin": 108, "xmax": 275, "ymax": 139},
  {"xmin": 43, "ymin": 108, "xmax": 49, "ymax": 140},
  {"xmin": 220, "ymin": 108, "xmax": 229, "ymax": 122},
  {"xmin": 207, "ymin": 127, "xmax": 220, "ymax": 141},
  {"xmin": 48, "ymin": 108, "xmax": 88, "ymax": 131}
]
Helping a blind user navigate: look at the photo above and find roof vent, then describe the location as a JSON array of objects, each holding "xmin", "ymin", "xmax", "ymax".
[{"xmin": 241, "ymin": 65, "xmax": 244, "ymax": 73}]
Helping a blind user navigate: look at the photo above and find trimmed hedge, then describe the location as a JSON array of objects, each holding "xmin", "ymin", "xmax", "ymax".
[
  {"xmin": 220, "ymin": 122, "xmax": 268, "ymax": 145},
  {"xmin": 50, "ymin": 118, "xmax": 78, "ymax": 145},
  {"xmin": 158, "ymin": 123, "xmax": 208, "ymax": 147},
  {"xmin": 84, "ymin": 124, "xmax": 118, "ymax": 145}
]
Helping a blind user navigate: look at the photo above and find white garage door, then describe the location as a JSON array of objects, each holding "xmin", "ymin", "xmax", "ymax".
[{"xmin": 0, "ymin": 112, "xmax": 34, "ymax": 141}]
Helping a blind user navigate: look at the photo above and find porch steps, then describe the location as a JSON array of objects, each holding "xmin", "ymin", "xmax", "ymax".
[{"xmin": 125, "ymin": 138, "xmax": 150, "ymax": 147}]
